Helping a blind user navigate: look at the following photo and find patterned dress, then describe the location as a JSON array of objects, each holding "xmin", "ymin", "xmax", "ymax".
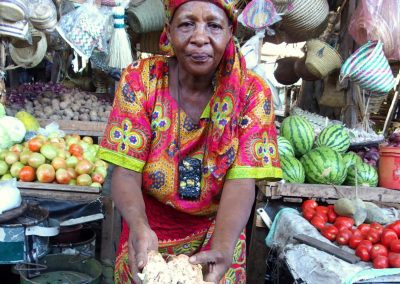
[{"xmin": 98, "ymin": 55, "xmax": 282, "ymax": 283}]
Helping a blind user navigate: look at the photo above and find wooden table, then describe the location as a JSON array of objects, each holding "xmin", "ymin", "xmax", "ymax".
[
  {"xmin": 246, "ymin": 182, "xmax": 400, "ymax": 282},
  {"xmin": 19, "ymin": 182, "xmax": 120, "ymax": 264}
]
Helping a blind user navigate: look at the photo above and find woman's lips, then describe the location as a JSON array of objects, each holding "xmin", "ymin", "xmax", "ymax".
[{"xmin": 188, "ymin": 53, "xmax": 210, "ymax": 63}]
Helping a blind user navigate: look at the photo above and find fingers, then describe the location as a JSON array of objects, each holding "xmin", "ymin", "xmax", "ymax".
[
  {"xmin": 189, "ymin": 250, "xmax": 221, "ymax": 265},
  {"xmin": 134, "ymin": 238, "xmax": 149, "ymax": 269},
  {"xmin": 128, "ymin": 242, "xmax": 142, "ymax": 284}
]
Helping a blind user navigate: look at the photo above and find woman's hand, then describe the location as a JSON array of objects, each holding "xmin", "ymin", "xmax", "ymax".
[
  {"xmin": 128, "ymin": 223, "xmax": 158, "ymax": 283},
  {"xmin": 189, "ymin": 249, "xmax": 233, "ymax": 283}
]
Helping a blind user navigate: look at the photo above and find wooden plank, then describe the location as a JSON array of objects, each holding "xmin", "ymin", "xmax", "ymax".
[
  {"xmin": 294, "ymin": 234, "xmax": 360, "ymax": 264},
  {"xmin": 17, "ymin": 181, "xmax": 100, "ymax": 194},
  {"xmin": 247, "ymin": 190, "xmax": 269, "ymax": 284},
  {"xmin": 262, "ymin": 183, "xmax": 400, "ymax": 204},
  {"xmin": 100, "ymin": 196, "xmax": 119, "ymax": 264},
  {"xmin": 38, "ymin": 119, "xmax": 107, "ymax": 136},
  {"xmin": 20, "ymin": 188, "xmax": 100, "ymax": 202}
]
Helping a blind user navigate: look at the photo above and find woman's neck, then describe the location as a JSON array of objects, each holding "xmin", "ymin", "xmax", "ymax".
[{"xmin": 173, "ymin": 60, "xmax": 214, "ymax": 95}]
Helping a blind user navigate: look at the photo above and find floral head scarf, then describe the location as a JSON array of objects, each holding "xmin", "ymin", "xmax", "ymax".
[{"xmin": 160, "ymin": 0, "xmax": 247, "ymax": 181}]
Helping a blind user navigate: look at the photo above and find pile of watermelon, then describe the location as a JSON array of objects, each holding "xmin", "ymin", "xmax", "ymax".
[{"xmin": 278, "ymin": 115, "xmax": 378, "ymax": 186}]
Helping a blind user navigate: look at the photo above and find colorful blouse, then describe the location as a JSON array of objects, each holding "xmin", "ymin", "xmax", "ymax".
[{"xmin": 98, "ymin": 55, "xmax": 281, "ymax": 216}]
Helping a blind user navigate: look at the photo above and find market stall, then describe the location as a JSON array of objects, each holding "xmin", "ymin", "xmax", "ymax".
[{"xmin": 1, "ymin": 0, "xmax": 400, "ymax": 283}]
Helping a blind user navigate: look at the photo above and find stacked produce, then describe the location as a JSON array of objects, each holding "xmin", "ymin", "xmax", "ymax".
[
  {"xmin": 0, "ymin": 134, "xmax": 108, "ymax": 187},
  {"xmin": 278, "ymin": 114, "xmax": 379, "ymax": 187},
  {"xmin": 301, "ymin": 198, "xmax": 400, "ymax": 269},
  {"xmin": 5, "ymin": 82, "xmax": 112, "ymax": 122}
]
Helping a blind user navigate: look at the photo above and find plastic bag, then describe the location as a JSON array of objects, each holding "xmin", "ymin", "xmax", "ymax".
[
  {"xmin": 56, "ymin": 0, "xmax": 111, "ymax": 59},
  {"xmin": 238, "ymin": 0, "xmax": 281, "ymax": 32},
  {"xmin": 348, "ymin": 0, "xmax": 400, "ymax": 61},
  {"xmin": 37, "ymin": 121, "xmax": 65, "ymax": 139},
  {"xmin": 0, "ymin": 179, "xmax": 22, "ymax": 214},
  {"xmin": 241, "ymin": 32, "xmax": 264, "ymax": 70}
]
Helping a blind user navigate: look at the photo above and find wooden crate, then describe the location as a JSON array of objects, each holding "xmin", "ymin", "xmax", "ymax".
[
  {"xmin": 38, "ymin": 119, "xmax": 107, "ymax": 137},
  {"xmin": 257, "ymin": 181, "xmax": 400, "ymax": 207}
]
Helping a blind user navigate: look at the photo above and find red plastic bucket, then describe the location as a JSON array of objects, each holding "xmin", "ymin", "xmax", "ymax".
[{"xmin": 379, "ymin": 146, "xmax": 400, "ymax": 190}]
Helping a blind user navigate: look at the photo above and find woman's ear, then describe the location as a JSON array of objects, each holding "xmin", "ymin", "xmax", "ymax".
[{"xmin": 165, "ymin": 23, "xmax": 172, "ymax": 42}]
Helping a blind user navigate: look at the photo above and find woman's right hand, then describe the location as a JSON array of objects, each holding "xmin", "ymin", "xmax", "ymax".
[{"xmin": 128, "ymin": 223, "xmax": 158, "ymax": 283}]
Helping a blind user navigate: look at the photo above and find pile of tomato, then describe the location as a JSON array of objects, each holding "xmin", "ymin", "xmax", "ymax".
[{"xmin": 302, "ymin": 199, "xmax": 400, "ymax": 269}]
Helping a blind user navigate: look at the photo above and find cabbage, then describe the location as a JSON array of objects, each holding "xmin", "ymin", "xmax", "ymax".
[
  {"xmin": 0, "ymin": 116, "xmax": 26, "ymax": 144},
  {"xmin": 0, "ymin": 126, "xmax": 12, "ymax": 150}
]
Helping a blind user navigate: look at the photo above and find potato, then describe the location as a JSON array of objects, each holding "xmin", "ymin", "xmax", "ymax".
[{"xmin": 59, "ymin": 101, "xmax": 68, "ymax": 110}]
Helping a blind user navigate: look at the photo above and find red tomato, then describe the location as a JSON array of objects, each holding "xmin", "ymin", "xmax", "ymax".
[
  {"xmin": 370, "ymin": 222, "xmax": 384, "ymax": 235},
  {"xmin": 390, "ymin": 239, "xmax": 400, "ymax": 253},
  {"xmin": 373, "ymin": 255, "xmax": 389, "ymax": 269},
  {"xmin": 358, "ymin": 224, "xmax": 371, "ymax": 237},
  {"xmin": 366, "ymin": 228, "xmax": 381, "ymax": 244},
  {"xmin": 69, "ymin": 143, "xmax": 83, "ymax": 157},
  {"xmin": 28, "ymin": 137, "xmax": 43, "ymax": 152},
  {"xmin": 321, "ymin": 225, "xmax": 339, "ymax": 241},
  {"xmin": 370, "ymin": 244, "xmax": 388, "ymax": 260},
  {"xmin": 311, "ymin": 215, "xmax": 326, "ymax": 230},
  {"xmin": 336, "ymin": 229, "xmax": 353, "ymax": 245},
  {"xmin": 327, "ymin": 205, "xmax": 337, "ymax": 223},
  {"xmin": 349, "ymin": 236, "xmax": 363, "ymax": 249},
  {"xmin": 302, "ymin": 199, "xmax": 318, "ymax": 211},
  {"xmin": 351, "ymin": 229, "xmax": 363, "ymax": 239},
  {"xmin": 388, "ymin": 252, "xmax": 400, "ymax": 268},
  {"xmin": 358, "ymin": 240, "xmax": 373, "ymax": 252},
  {"xmin": 334, "ymin": 217, "xmax": 354, "ymax": 230},
  {"xmin": 381, "ymin": 229, "xmax": 398, "ymax": 248},
  {"xmin": 356, "ymin": 246, "xmax": 371, "ymax": 262},
  {"xmin": 387, "ymin": 221, "xmax": 400, "ymax": 237},
  {"xmin": 302, "ymin": 208, "xmax": 316, "ymax": 221},
  {"xmin": 315, "ymin": 212, "xmax": 328, "ymax": 223},
  {"xmin": 315, "ymin": 206, "xmax": 329, "ymax": 215},
  {"xmin": 19, "ymin": 166, "xmax": 35, "ymax": 182}
]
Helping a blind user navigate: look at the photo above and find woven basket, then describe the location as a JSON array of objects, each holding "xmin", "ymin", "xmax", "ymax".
[
  {"xmin": 127, "ymin": 0, "xmax": 165, "ymax": 34},
  {"xmin": 279, "ymin": 0, "xmax": 329, "ymax": 42},
  {"xmin": 305, "ymin": 39, "xmax": 342, "ymax": 79},
  {"xmin": 340, "ymin": 41, "xmax": 395, "ymax": 95},
  {"xmin": 138, "ymin": 31, "xmax": 162, "ymax": 54},
  {"xmin": 0, "ymin": 0, "xmax": 27, "ymax": 22},
  {"xmin": 366, "ymin": 93, "xmax": 388, "ymax": 114},
  {"xmin": 9, "ymin": 30, "xmax": 47, "ymax": 68}
]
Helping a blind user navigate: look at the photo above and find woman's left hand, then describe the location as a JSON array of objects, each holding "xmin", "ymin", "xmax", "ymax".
[{"xmin": 189, "ymin": 249, "xmax": 233, "ymax": 283}]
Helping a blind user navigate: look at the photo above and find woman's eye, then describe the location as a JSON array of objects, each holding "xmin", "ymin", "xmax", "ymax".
[
  {"xmin": 208, "ymin": 23, "xmax": 222, "ymax": 30},
  {"xmin": 179, "ymin": 22, "xmax": 194, "ymax": 28}
]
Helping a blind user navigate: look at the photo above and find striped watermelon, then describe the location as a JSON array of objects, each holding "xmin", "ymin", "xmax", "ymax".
[
  {"xmin": 281, "ymin": 155, "xmax": 305, "ymax": 183},
  {"xmin": 343, "ymin": 151, "xmax": 363, "ymax": 168},
  {"xmin": 280, "ymin": 115, "xmax": 314, "ymax": 157},
  {"xmin": 300, "ymin": 146, "xmax": 347, "ymax": 185},
  {"xmin": 278, "ymin": 136, "xmax": 295, "ymax": 157},
  {"xmin": 316, "ymin": 124, "xmax": 350, "ymax": 153},
  {"xmin": 345, "ymin": 162, "xmax": 378, "ymax": 187}
]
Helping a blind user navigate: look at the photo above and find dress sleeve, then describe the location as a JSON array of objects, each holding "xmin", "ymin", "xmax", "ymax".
[
  {"xmin": 97, "ymin": 61, "xmax": 152, "ymax": 173},
  {"xmin": 226, "ymin": 72, "xmax": 282, "ymax": 180}
]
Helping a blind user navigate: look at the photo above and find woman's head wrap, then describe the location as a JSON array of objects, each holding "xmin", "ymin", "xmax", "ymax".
[{"xmin": 160, "ymin": 0, "xmax": 248, "ymax": 181}]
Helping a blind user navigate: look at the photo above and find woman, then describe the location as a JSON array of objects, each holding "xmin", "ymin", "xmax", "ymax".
[{"xmin": 98, "ymin": 0, "xmax": 282, "ymax": 283}]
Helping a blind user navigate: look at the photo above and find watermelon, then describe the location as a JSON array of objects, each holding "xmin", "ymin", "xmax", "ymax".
[
  {"xmin": 300, "ymin": 146, "xmax": 347, "ymax": 185},
  {"xmin": 281, "ymin": 155, "xmax": 305, "ymax": 183},
  {"xmin": 316, "ymin": 124, "xmax": 350, "ymax": 153},
  {"xmin": 343, "ymin": 151, "xmax": 363, "ymax": 168},
  {"xmin": 278, "ymin": 136, "xmax": 295, "ymax": 157},
  {"xmin": 345, "ymin": 162, "xmax": 378, "ymax": 187},
  {"xmin": 280, "ymin": 115, "xmax": 314, "ymax": 157}
]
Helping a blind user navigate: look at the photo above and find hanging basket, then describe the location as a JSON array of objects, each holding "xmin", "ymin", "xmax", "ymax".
[
  {"xmin": 138, "ymin": 31, "xmax": 162, "ymax": 54},
  {"xmin": 340, "ymin": 41, "xmax": 396, "ymax": 95},
  {"xmin": 305, "ymin": 39, "xmax": 342, "ymax": 79},
  {"xmin": 9, "ymin": 30, "xmax": 47, "ymax": 68},
  {"xmin": 126, "ymin": 0, "xmax": 165, "ymax": 34}
]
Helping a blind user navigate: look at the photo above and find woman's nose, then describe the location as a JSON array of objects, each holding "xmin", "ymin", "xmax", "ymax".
[{"xmin": 190, "ymin": 24, "xmax": 209, "ymax": 46}]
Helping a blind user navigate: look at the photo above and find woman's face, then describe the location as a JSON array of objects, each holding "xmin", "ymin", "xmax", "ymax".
[{"xmin": 167, "ymin": 1, "xmax": 232, "ymax": 77}]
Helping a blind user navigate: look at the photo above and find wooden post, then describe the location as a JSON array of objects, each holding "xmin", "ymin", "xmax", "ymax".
[
  {"xmin": 0, "ymin": 40, "xmax": 6, "ymax": 104},
  {"xmin": 340, "ymin": 0, "xmax": 357, "ymax": 128},
  {"xmin": 383, "ymin": 83, "xmax": 400, "ymax": 135}
]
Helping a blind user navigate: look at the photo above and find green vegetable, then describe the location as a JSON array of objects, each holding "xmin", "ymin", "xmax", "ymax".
[
  {"xmin": 352, "ymin": 198, "xmax": 367, "ymax": 226},
  {"xmin": 334, "ymin": 198, "xmax": 356, "ymax": 216},
  {"xmin": 0, "ymin": 116, "xmax": 26, "ymax": 144}
]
